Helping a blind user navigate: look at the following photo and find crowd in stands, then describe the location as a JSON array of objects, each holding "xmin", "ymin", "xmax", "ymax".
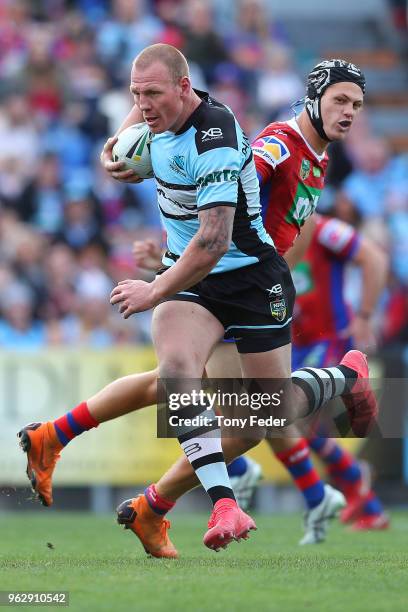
[{"xmin": 0, "ymin": 0, "xmax": 407, "ymax": 349}]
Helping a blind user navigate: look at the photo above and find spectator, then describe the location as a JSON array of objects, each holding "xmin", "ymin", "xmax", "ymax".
[
  {"xmin": 56, "ymin": 186, "xmax": 104, "ymax": 252},
  {"xmin": 182, "ymin": 0, "xmax": 228, "ymax": 83},
  {"xmin": 0, "ymin": 0, "xmax": 403, "ymax": 352},
  {"xmin": 14, "ymin": 153, "xmax": 64, "ymax": 233},
  {"xmin": 257, "ymin": 43, "xmax": 303, "ymax": 121},
  {"xmin": 0, "ymin": 93, "xmax": 40, "ymax": 203},
  {"xmin": 22, "ymin": 24, "xmax": 65, "ymax": 124},
  {"xmin": 0, "ymin": 281, "xmax": 46, "ymax": 350},
  {"xmin": 96, "ymin": 0, "xmax": 163, "ymax": 84},
  {"xmin": 342, "ymin": 138, "xmax": 408, "ymax": 219},
  {"xmin": 42, "ymin": 243, "xmax": 79, "ymax": 322}
]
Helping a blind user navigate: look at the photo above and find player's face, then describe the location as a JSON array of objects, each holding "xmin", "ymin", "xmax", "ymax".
[
  {"xmin": 130, "ymin": 61, "xmax": 189, "ymax": 134},
  {"xmin": 320, "ymin": 82, "xmax": 364, "ymax": 141}
]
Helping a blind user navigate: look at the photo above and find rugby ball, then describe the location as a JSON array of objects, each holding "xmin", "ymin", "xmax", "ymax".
[{"xmin": 112, "ymin": 122, "xmax": 154, "ymax": 179}]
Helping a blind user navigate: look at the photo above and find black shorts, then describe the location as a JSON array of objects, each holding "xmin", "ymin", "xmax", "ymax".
[{"xmin": 160, "ymin": 254, "xmax": 296, "ymax": 353}]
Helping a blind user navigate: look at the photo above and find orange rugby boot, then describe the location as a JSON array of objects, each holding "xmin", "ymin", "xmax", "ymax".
[
  {"xmin": 203, "ymin": 498, "xmax": 256, "ymax": 551},
  {"xmin": 340, "ymin": 350, "xmax": 379, "ymax": 436},
  {"xmin": 17, "ymin": 422, "xmax": 63, "ymax": 506},
  {"xmin": 116, "ymin": 495, "xmax": 178, "ymax": 559}
]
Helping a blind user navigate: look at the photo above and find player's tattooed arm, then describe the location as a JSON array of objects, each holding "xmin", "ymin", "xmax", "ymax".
[
  {"xmin": 137, "ymin": 205, "xmax": 236, "ymax": 305},
  {"xmin": 111, "ymin": 206, "xmax": 236, "ymax": 315},
  {"xmin": 195, "ymin": 206, "xmax": 235, "ymax": 257}
]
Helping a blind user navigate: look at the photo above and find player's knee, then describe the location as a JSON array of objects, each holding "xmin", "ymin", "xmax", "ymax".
[{"xmin": 159, "ymin": 355, "xmax": 196, "ymax": 379}]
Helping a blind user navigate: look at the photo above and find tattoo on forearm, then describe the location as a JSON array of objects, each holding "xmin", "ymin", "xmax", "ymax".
[{"xmin": 196, "ymin": 207, "xmax": 234, "ymax": 254}]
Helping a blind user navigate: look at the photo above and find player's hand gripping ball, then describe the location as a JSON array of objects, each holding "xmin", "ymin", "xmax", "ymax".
[{"xmin": 112, "ymin": 123, "xmax": 154, "ymax": 179}]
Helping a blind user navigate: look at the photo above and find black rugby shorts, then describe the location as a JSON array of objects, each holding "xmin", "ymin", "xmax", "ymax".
[{"xmin": 160, "ymin": 253, "xmax": 295, "ymax": 354}]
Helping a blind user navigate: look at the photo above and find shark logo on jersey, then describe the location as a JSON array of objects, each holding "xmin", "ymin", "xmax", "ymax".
[
  {"xmin": 169, "ymin": 155, "xmax": 186, "ymax": 177},
  {"xmin": 252, "ymin": 135, "xmax": 290, "ymax": 169}
]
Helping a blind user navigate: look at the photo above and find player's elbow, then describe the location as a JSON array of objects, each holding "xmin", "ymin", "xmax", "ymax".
[
  {"xmin": 202, "ymin": 243, "xmax": 229, "ymax": 265},
  {"xmin": 374, "ymin": 248, "xmax": 389, "ymax": 276},
  {"xmin": 356, "ymin": 240, "xmax": 389, "ymax": 291},
  {"xmin": 213, "ymin": 239, "xmax": 230, "ymax": 258}
]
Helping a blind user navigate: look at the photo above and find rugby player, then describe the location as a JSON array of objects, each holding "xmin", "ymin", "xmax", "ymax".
[
  {"xmin": 290, "ymin": 213, "xmax": 389, "ymax": 530},
  {"xmin": 130, "ymin": 205, "xmax": 390, "ymax": 541},
  {"xmin": 18, "ymin": 50, "xmax": 377, "ymax": 553}
]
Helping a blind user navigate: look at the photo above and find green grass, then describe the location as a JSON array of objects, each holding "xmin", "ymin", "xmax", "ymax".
[{"xmin": 1, "ymin": 512, "xmax": 407, "ymax": 611}]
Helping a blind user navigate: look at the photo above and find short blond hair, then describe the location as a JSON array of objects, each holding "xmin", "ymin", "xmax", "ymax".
[{"xmin": 133, "ymin": 44, "xmax": 189, "ymax": 84}]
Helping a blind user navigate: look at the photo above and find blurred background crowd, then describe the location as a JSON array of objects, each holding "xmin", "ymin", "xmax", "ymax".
[{"xmin": 0, "ymin": 0, "xmax": 407, "ymax": 350}]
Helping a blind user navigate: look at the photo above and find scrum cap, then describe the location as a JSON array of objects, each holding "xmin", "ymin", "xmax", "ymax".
[{"xmin": 305, "ymin": 59, "xmax": 366, "ymax": 141}]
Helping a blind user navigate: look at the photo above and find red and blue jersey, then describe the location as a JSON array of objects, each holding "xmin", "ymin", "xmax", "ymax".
[
  {"xmin": 251, "ymin": 120, "xmax": 360, "ymax": 346},
  {"xmin": 291, "ymin": 215, "xmax": 361, "ymax": 346},
  {"xmin": 252, "ymin": 118, "xmax": 328, "ymax": 256}
]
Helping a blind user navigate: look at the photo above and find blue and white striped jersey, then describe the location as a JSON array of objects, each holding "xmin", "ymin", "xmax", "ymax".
[{"xmin": 150, "ymin": 90, "xmax": 275, "ymax": 274}]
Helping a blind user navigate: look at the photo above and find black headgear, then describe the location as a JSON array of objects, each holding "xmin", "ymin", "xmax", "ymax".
[{"xmin": 305, "ymin": 59, "xmax": 366, "ymax": 141}]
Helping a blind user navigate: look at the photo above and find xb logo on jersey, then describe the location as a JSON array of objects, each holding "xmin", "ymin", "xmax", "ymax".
[{"xmin": 201, "ymin": 127, "xmax": 223, "ymax": 142}]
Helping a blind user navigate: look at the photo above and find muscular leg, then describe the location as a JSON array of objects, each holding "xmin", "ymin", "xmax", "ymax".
[
  {"xmin": 32, "ymin": 333, "xmax": 357, "ymax": 449},
  {"xmin": 156, "ymin": 342, "xmax": 322, "ymax": 507},
  {"xmin": 152, "ymin": 301, "xmax": 238, "ymax": 507},
  {"xmin": 240, "ymin": 343, "xmax": 360, "ymax": 428},
  {"xmin": 211, "ymin": 344, "xmax": 328, "ymax": 510},
  {"xmin": 19, "ymin": 329, "xmax": 367, "ymax": 513}
]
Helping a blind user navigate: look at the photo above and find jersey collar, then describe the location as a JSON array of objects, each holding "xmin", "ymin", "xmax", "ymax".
[
  {"xmin": 175, "ymin": 89, "xmax": 209, "ymax": 135},
  {"xmin": 286, "ymin": 117, "xmax": 326, "ymax": 163}
]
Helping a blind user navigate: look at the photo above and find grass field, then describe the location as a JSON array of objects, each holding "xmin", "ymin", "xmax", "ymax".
[{"xmin": 1, "ymin": 511, "xmax": 407, "ymax": 612}]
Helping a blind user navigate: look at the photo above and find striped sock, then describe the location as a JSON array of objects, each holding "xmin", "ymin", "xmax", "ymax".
[
  {"xmin": 144, "ymin": 483, "xmax": 175, "ymax": 516},
  {"xmin": 362, "ymin": 491, "xmax": 384, "ymax": 516},
  {"xmin": 53, "ymin": 402, "xmax": 99, "ymax": 446},
  {"xmin": 308, "ymin": 437, "xmax": 361, "ymax": 495},
  {"xmin": 309, "ymin": 438, "xmax": 385, "ymax": 517},
  {"xmin": 276, "ymin": 439, "xmax": 325, "ymax": 509},
  {"xmin": 292, "ymin": 365, "xmax": 357, "ymax": 416},
  {"xmin": 174, "ymin": 404, "xmax": 235, "ymax": 506}
]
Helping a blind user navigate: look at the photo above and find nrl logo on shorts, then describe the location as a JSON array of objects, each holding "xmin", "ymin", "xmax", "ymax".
[
  {"xmin": 270, "ymin": 297, "xmax": 287, "ymax": 322},
  {"xmin": 300, "ymin": 159, "xmax": 311, "ymax": 180},
  {"xmin": 267, "ymin": 285, "xmax": 287, "ymax": 322},
  {"xmin": 169, "ymin": 155, "xmax": 186, "ymax": 176}
]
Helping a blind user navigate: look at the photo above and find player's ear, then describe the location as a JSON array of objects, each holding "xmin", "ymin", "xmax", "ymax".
[{"xmin": 179, "ymin": 76, "xmax": 191, "ymax": 96}]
